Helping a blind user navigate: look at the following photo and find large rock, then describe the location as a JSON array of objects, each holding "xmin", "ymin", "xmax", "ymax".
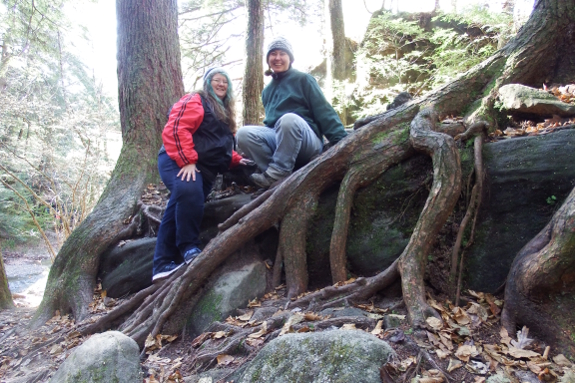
[
  {"xmin": 100, "ymin": 237, "xmax": 155, "ymax": 298},
  {"xmin": 498, "ymin": 84, "xmax": 575, "ymax": 116},
  {"xmin": 188, "ymin": 261, "xmax": 267, "ymax": 337},
  {"xmin": 230, "ymin": 330, "xmax": 395, "ymax": 383},
  {"xmin": 466, "ymin": 129, "xmax": 575, "ymax": 291},
  {"xmin": 49, "ymin": 331, "xmax": 141, "ymax": 383}
]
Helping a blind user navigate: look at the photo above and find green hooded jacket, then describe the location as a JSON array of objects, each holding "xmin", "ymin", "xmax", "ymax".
[{"xmin": 262, "ymin": 68, "xmax": 347, "ymax": 144}]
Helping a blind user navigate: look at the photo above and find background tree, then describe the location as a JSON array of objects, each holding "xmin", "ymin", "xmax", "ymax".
[
  {"xmin": 0, "ymin": 248, "xmax": 13, "ymax": 309},
  {"xmin": 31, "ymin": 0, "xmax": 184, "ymax": 326},
  {"xmin": 242, "ymin": 0, "xmax": 264, "ymax": 125},
  {"xmin": 328, "ymin": 0, "xmax": 347, "ymax": 81}
]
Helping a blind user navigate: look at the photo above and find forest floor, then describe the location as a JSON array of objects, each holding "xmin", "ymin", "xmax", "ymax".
[{"xmin": 0, "ymin": 271, "xmax": 574, "ymax": 383}]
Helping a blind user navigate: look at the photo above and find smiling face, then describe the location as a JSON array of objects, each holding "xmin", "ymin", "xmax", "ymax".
[
  {"xmin": 267, "ymin": 49, "xmax": 291, "ymax": 73},
  {"xmin": 211, "ymin": 73, "xmax": 229, "ymax": 100}
]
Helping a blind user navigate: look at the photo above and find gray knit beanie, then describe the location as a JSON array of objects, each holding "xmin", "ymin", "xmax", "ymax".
[{"xmin": 266, "ymin": 36, "xmax": 295, "ymax": 63}]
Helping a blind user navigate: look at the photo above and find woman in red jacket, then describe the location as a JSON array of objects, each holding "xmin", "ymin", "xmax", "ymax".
[{"xmin": 153, "ymin": 68, "xmax": 248, "ymax": 282}]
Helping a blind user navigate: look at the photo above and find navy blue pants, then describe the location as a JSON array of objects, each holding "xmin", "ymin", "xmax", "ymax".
[{"xmin": 152, "ymin": 151, "xmax": 213, "ymax": 275}]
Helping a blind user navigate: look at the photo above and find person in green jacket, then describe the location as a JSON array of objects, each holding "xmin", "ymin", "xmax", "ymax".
[{"xmin": 237, "ymin": 36, "xmax": 347, "ymax": 189}]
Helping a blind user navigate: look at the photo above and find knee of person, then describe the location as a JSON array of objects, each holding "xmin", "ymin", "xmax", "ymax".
[
  {"xmin": 237, "ymin": 126, "xmax": 256, "ymax": 146},
  {"xmin": 278, "ymin": 113, "xmax": 300, "ymax": 128}
]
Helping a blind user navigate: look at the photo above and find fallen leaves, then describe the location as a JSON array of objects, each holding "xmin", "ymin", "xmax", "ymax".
[{"xmin": 145, "ymin": 333, "xmax": 178, "ymax": 352}]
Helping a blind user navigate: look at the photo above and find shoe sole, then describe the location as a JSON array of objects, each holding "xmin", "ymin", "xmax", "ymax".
[{"xmin": 152, "ymin": 263, "xmax": 183, "ymax": 282}]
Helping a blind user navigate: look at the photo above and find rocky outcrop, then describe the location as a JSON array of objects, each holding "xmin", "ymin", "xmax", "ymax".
[
  {"xmin": 229, "ymin": 330, "xmax": 395, "ymax": 383},
  {"xmin": 498, "ymin": 84, "xmax": 575, "ymax": 116},
  {"xmin": 188, "ymin": 261, "xmax": 267, "ymax": 337},
  {"xmin": 49, "ymin": 331, "xmax": 141, "ymax": 383}
]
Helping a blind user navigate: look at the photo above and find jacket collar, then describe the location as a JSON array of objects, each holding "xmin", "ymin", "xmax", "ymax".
[{"xmin": 271, "ymin": 67, "xmax": 293, "ymax": 80}]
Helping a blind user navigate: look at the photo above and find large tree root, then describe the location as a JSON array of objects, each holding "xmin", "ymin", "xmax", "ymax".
[
  {"xmin": 501, "ymin": 185, "xmax": 575, "ymax": 354},
  {"xmin": 396, "ymin": 108, "xmax": 462, "ymax": 328}
]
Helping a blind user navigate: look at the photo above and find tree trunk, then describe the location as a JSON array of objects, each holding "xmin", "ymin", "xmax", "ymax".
[
  {"xmin": 0, "ymin": 249, "xmax": 13, "ymax": 309},
  {"xmin": 242, "ymin": 0, "xmax": 264, "ymax": 125},
  {"xmin": 329, "ymin": 0, "xmax": 346, "ymax": 81},
  {"xmin": 31, "ymin": 0, "xmax": 184, "ymax": 326}
]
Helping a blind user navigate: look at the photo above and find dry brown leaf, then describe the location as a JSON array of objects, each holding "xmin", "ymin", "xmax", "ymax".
[
  {"xmin": 447, "ymin": 358, "xmax": 463, "ymax": 372},
  {"xmin": 429, "ymin": 299, "xmax": 447, "ymax": 313},
  {"xmin": 279, "ymin": 313, "xmax": 304, "ymax": 336},
  {"xmin": 553, "ymin": 354, "xmax": 573, "ymax": 367},
  {"xmin": 245, "ymin": 338, "xmax": 264, "ymax": 347},
  {"xmin": 341, "ymin": 323, "xmax": 358, "ymax": 330},
  {"xmin": 499, "ymin": 327, "xmax": 512, "ymax": 345},
  {"xmin": 247, "ymin": 299, "xmax": 261, "ymax": 308},
  {"xmin": 418, "ymin": 377, "xmax": 443, "ymax": 383},
  {"xmin": 452, "ymin": 307, "xmax": 471, "ymax": 325},
  {"xmin": 371, "ymin": 320, "xmax": 383, "ymax": 336},
  {"xmin": 145, "ymin": 333, "xmax": 161, "ymax": 351},
  {"xmin": 455, "ymin": 344, "xmax": 478, "ymax": 362},
  {"xmin": 191, "ymin": 332, "xmax": 212, "ymax": 348},
  {"xmin": 216, "ymin": 354, "xmax": 235, "ymax": 366},
  {"xmin": 247, "ymin": 322, "xmax": 268, "ymax": 339},
  {"xmin": 304, "ymin": 313, "xmax": 323, "ymax": 321},
  {"xmin": 427, "ymin": 331, "xmax": 441, "ymax": 346},
  {"xmin": 145, "ymin": 374, "xmax": 160, "ymax": 383},
  {"xmin": 426, "ymin": 317, "xmax": 443, "ymax": 331},
  {"xmin": 527, "ymin": 361, "xmax": 542, "ymax": 374},
  {"xmin": 237, "ymin": 311, "xmax": 253, "ymax": 321},
  {"xmin": 484, "ymin": 294, "xmax": 501, "ymax": 316},
  {"xmin": 224, "ymin": 316, "xmax": 246, "ymax": 327},
  {"xmin": 474, "ymin": 377, "xmax": 486, "ymax": 383},
  {"xmin": 399, "ymin": 356, "xmax": 416, "ymax": 372},
  {"xmin": 508, "ymin": 346, "xmax": 540, "ymax": 359},
  {"xmin": 213, "ymin": 331, "xmax": 227, "ymax": 340},
  {"xmin": 436, "ymin": 349, "xmax": 450, "ymax": 359},
  {"xmin": 438, "ymin": 332, "xmax": 454, "ymax": 350}
]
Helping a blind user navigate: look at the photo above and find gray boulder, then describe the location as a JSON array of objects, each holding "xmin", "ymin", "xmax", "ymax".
[
  {"xmin": 231, "ymin": 330, "xmax": 395, "ymax": 383},
  {"xmin": 188, "ymin": 261, "xmax": 267, "ymax": 336},
  {"xmin": 466, "ymin": 128, "xmax": 575, "ymax": 291},
  {"xmin": 49, "ymin": 331, "xmax": 141, "ymax": 383},
  {"xmin": 100, "ymin": 237, "xmax": 155, "ymax": 298},
  {"xmin": 498, "ymin": 84, "xmax": 575, "ymax": 116}
]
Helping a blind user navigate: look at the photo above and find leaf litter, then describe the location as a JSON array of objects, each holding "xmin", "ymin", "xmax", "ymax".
[{"xmin": 1, "ymin": 278, "xmax": 575, "ymax": 382}]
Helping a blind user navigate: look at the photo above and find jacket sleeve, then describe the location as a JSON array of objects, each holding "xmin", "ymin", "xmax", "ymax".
[
  {"xmin": 230, "ymin": 150, "xmax": 243, "ymax": 168},
  {"xmin": 162, "ymin": 93, "xmax": 204, "ymax": 168},
  {"xmin": 304, "ymin": 75, "xmax": 347, "ymax": 144}
]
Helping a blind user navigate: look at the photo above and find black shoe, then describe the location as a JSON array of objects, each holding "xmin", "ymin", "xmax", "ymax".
[
  {"xmin": 152, "ymin": 261, "xmax": 183, "ymax": 282},
  {"xmin": 250, "ymin": 172, "xmax": 283, "ymax": 189},
  {"xmin": 183, "ymin": 247, "xmax": 201, "ymax": 264}
]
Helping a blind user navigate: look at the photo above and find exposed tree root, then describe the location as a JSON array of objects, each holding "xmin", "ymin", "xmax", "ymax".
[
  {"xmin": 502, "ymin": 185, "xmax": 575, "ymax": 353},
  {"xmin": 329, "ymin": 129, "xmax": 415, "ymax": 284},
  {"xmin": 280, "ymin": 192, "xmax": 319, "ymax": 298},
  {"xmin": 454, "ymin": 130, "xmax": 486, "ymax": 305},
  {"xmin": 397, "ymin": 108, "xmax": 462, "ymax": 328}
]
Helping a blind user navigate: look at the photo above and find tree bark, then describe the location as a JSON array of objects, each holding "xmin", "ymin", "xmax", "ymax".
[
  {"xmin": 242, "ymin": 0, "xmax": 264, "ymax": 125},
  {"xmin": 31, "ymin": 0, "xmax": 184, "ymax": 326},
  {"xmin": 0, "ymin": 249, "xmax": 13, "ymax": 309},
  {"xmin": 329, "ymin": 0, "xmax": 347, "ymax": 81}
]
